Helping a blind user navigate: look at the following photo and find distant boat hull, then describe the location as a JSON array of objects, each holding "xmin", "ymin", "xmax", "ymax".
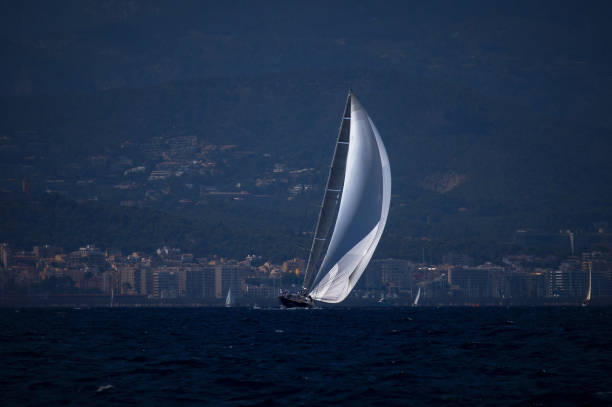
[{"xmin": 278, "ymin": 294, "xmax": 314, "ymax": 308}]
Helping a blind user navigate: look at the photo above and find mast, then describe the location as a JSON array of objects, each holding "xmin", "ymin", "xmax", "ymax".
[{"xmin": 302, "ymin": 92, "xmax": 352, "ymax": 291}]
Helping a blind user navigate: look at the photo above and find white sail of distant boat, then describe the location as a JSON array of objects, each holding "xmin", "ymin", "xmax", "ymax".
[
  {"xmin": 583, "ymin": 264, "xmax": 592, "ymax": 306},
  {"xmin": 225, "ymin": 288, "xmax": 234, "ymax": 307},
  {"xmin": 413, "ymin": 287, "xmax": 421, "ymax": 307}
]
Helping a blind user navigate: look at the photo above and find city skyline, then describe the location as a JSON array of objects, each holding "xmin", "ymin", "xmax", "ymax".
[{"xmin": 2, "ymin": 240, "xmax": 610, "ymax": 307}]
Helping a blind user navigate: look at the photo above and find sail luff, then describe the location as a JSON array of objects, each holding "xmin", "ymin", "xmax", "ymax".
[{"xmin": 302, "ymin": 93, "xmax": 352, "ymax": 291}]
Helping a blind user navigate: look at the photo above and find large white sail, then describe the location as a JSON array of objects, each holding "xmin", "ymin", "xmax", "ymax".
[{"xmin": 308, "ymin": 94, "xmax": 391, "ymax": 303}]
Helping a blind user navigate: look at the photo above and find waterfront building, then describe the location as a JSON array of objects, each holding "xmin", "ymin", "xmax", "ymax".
[
  {"xmin": 68, "ymin": 245, "xmax": 106, "ymax": 269},
  {"xmin": 244, "ymin": 282, "xmax": 276, "ymax": 298},
  {"xmin": 448, "ymin": 264, "xmax": 506, "ymax": 300},
  {"xmin": 152, "ymin": 269, "xmax": 179, "ymax": 299},
  {"xmin": 119, "ymin": 266, "xmax": 140, "ymax": 294},
  {"xmin": 546, "ymin": 257, "xmax": 587, "ymax": 298},
  {"xmin": 379, "ymin": 258, "xmax": 415, "ymax": 294},
  {"xmin": 139, "ymin": 267, "xmax": 154, "ymax": 296},
  {"xmin": 185, "ymin": 266, "xmax": 206, "ymax": 299},
  {"xmin": 506, "ymin": 271, "xmax": 547, "ymax": 300},
  {"xmin": 33, "ymin": 245, "xmax": 63, "ymax": 259}
]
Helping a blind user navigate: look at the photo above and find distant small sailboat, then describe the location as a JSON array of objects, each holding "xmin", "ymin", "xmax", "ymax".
[
  {"xmin": 378, "ymin": 293, "xmax": 385, "ymax": 303},
  {"xmin": 279, "ymin": 91, "xmax": 391, "ymax": 308},
  {"xmin": 582, "ymin": 264, "xmax": 592, "ymax": 307},
  {"xmin": 412, "ymin": 287, "xmax": 421, "ymax": 307},
  {"xmin": 225, "ymin": 288, "xmax": 234, "ymax": 307},
  {"xmin": 110, "ymin": 287, "xmax": 114, "ymax": 308}
]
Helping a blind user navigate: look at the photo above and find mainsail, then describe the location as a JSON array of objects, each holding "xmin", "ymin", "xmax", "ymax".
[
  {"xmin": 225, "ymin": 288, "xmax": 233, "ymax": 307},
  {"xmin": 302, "ymin": 92, "xmax": 391, "ymax": 303},
  {"xmin": 585, "ymin": 264, "xmax": 592, "ymax": 302},
  {"xmin": 413, "ymin": 287, "xmax": 421, "ymax": 307}
]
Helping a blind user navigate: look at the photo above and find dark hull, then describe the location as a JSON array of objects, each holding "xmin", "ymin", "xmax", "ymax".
[{"xmin": 278, "ymin": 294, "xmax": 314, "ymax": 308}]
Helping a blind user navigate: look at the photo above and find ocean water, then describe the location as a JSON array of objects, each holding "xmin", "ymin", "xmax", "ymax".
[{"xmin": 1, "ymin": 307, "xmax": 612, "ymax": 406}]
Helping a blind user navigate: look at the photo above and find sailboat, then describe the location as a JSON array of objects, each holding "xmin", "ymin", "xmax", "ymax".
[
  {"xmin": 279, "ymin": 91, "xmax": 391, "ymax": 308},
  {"xmin": 412, "ymin": 287, "xmax": 421, "ymax": 307},
  {"xmin": 582, "ymin": 264, "xmax": 592, "ymax": 307},
  {"xmin": 225, "ymin": 288, "xmax": 234, "ymax": 307}
]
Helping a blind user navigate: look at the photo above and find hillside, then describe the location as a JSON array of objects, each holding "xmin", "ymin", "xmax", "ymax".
[{"xmin": 1, "ymin": 1, "xmax": 611, "ymax": 262}]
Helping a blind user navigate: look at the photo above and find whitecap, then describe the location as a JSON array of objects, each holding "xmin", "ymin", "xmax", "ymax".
[{"xmin": 96, "ymin": 384, "xmax": 114, "ymax": 393}]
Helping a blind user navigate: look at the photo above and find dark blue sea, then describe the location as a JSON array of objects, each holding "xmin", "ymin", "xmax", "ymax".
[{"xmin": 1, "ymin": 307, "xmax": 612, "ymax": 406}]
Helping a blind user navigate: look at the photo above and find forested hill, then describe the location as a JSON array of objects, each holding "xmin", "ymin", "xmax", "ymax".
[{"xmin": 0, "ymin": 1, "xmax": 611, "ymax": 262}]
